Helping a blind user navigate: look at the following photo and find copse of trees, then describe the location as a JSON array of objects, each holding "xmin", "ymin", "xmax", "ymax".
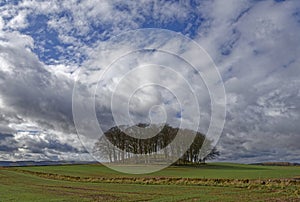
[{"xmin": 93, "ymin": 123, "xmax": 219, "ymax": 165}]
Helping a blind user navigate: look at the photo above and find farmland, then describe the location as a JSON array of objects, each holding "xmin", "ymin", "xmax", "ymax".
[{"xmin": 0, "ymin": 163, "xmax": 299, "ymax": 201}]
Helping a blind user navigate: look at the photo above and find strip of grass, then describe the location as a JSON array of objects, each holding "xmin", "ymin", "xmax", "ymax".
[
  {"xmin": 16, "ymin": 162, "xmax": 300, "ymax": 179},
  {"xmin": 0, "ymin": 167, "xmax": 299, "ymax": 202}
]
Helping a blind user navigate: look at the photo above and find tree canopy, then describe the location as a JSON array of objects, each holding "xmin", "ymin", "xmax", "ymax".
[{"xmin": 94, "ymin": 124, "xmax": 219, "ymax": 165}]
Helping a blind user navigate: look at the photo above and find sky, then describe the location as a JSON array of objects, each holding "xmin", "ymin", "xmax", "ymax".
[{"xmin": 0, "ymin": 0, "xmax": 300, "ymax": 163}]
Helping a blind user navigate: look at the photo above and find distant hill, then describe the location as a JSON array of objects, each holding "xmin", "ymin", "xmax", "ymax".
[
  {"xmin": 251, "ymin": 162, "xmax": 300, "ymax": 166},
  {"xmin": 0, "ymin": 161, "xmax": 97, "ymax": 167}
]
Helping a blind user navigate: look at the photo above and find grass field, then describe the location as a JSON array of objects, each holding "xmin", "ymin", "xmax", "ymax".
[{"xmin": 0, "ymin": 163, "xmax": 299, "ymax": 201}]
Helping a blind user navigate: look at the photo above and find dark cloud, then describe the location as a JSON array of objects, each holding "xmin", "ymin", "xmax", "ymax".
[
  {"xmin": 0, "ymin": 133, "xmax": 18, "ymax": 152},
  {"xmin": 0, "ymin": 33, "xmax": 75, "ymax": 134}
]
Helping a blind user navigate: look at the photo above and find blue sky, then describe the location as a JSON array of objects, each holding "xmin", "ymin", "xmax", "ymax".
[{"xmin": 0, "ymin": 0, "xmax": 300, "ymax": 163}]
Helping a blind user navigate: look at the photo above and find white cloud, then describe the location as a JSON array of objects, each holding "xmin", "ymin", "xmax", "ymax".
[
  {"xmin": 0, "ymin": 17, "xmax": 4, "ymax": 30},
  {"xmin": 6, "ymin": 10, "xmax": 29, "ymax": 29}
]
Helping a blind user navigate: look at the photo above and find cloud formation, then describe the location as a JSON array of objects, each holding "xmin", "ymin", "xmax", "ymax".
[{"xmin": 0, "ymin": 0, "xmax": 299, "ymax": 163}]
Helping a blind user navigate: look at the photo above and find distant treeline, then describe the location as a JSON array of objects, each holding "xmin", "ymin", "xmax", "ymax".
[
  {"xmin": 94, "ymin": 124, "xmax": 219, "ymax": 164},
  {"xmin": 252, "ymin": 162, "xmax": 300, "ymax": 166}
]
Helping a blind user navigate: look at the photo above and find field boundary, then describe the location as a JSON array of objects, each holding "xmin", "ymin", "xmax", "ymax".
[{"xmin": 11, "ymin": 168, "xmax": 300, "ymax": 188}]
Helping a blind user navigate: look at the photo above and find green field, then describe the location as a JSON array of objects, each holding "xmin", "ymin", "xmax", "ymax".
[{"xmin": 0, "ymin": 163, "xmax": 299, "ymax": 201}]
